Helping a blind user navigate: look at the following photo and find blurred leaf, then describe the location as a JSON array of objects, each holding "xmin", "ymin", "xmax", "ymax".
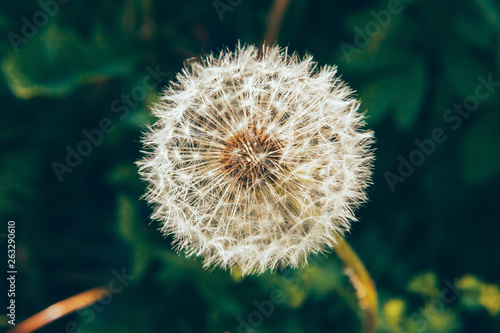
[
  {"xmin": 339, "ymin": 47, "xmax": 415, "ymax": 74},
  {"xmin": 1, "ymin": 23, "xmax": 136, "ymax": 99},
  {"xmin": 383, "ymin": 298, "xmax": 406, "ymax": 331},
  {"xmin": 407, "ymin": 272, "xmax": 440, "ymax": 299},
  {"xmin": 460, "ymin": 111, "xmax": 500, "ymax": 184},
  {"xmin": 457, "ymin": 275, "xmax": 500, "ymax": 316},
  {"xmin": 393, "ymin": 60, "xmax": 426, "ymax": 130},
  {"xmin": 116, "ymin": 193, "xmax": 153, "ymax": 280},
  {"xmin": 473, "ymin": 0, "xmax": 500, "ymax": 31},
  {"xmin": 0, "ymin": 9, "xmax": 12, "ymax": 32},
  {"xmin": 442, "ymin": 47, "xmax": 491, "ymax": 97},
  {"xmin": 457, "ymin": 275, "xmax": 483, "ymax": 309},
  {"xmin": 420, "ymin": 305, "xmax": 459, "ymax": 333},
  {"xmin": 359, "ymin": 59, "xmax": 426, "ymax": 129},
  {"xmin": 359, "ymin": 75, "xmax": 399, "ymax": 126},
  {"xmin": 455, "ymin": 3, "xmax": 494, "ymax": 49},
  {"xmin": 479, "ymin": 284, "xmax": 500, "ymax": 316},
  {"xmin": 339, "ymin": 9, "xmax": 400, "ymax": 68}
]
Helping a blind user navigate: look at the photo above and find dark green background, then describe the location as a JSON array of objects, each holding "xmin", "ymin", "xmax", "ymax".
[{"xmin": 1, "ymin": 0, "xmax": 499, "ymax": 332}]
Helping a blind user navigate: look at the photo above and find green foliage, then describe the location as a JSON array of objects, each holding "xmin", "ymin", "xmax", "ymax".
[
  {"xmin": 1, "ymin": 0, "xmax": 500, "ymax": 332},
  {"xmin": 378, "ymin": 272, "xmax": 500, "ymax": 333},
  {"xmin": 2, "ymin": 24, "xmax": 136, "ymax": 99}
]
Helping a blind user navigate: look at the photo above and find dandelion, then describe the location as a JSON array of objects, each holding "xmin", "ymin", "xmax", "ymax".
[{"xmin": 138, "ymin": 44, "xmax": 374, "ymax": 275}]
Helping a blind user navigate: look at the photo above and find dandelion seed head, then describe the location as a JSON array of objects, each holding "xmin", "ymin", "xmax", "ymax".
[{"xmin": 138, "ymin": 44, "xmax": 374, "ymax": 275}]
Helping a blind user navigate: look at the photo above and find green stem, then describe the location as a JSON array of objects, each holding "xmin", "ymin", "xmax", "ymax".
[{"xmin": 334, "ymin": 237, "xmax": 378, "ymax": 333}]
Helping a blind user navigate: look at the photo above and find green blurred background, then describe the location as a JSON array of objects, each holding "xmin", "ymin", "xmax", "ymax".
[{"xmin": 1, "ymin": 0, "xmax": 500, "ymax": 332}]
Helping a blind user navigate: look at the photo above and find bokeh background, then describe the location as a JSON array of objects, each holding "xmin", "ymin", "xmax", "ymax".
[{"xmin": 1, "ymin": 0, "xmax": 500, "ymax": 332}]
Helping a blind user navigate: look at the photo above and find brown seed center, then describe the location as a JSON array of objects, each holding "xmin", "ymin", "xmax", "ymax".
[{"xmin": 220, "ymin": 127, "xmax": 283, "ymax": 187}]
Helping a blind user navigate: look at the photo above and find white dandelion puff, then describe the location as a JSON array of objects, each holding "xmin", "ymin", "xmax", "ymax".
[{"xmin": 137, "ymin": 43, "xmax": 374, "ymax": 275}]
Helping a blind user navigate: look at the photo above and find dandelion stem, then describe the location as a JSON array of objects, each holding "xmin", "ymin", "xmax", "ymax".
[
  {"xmin": 262, "ymin": 0, "xmax": 292, "ymax": 46},
  {"xmin": 259, "ymin": 4, "xmax": 377, "ymax": 328},
  {"xmin": 7, "ymin": 286, "xmax": 107, "ymax": 333},
  {"xmin": 334, "ymin": 237, "xmax": 378, "ymax": 333}
]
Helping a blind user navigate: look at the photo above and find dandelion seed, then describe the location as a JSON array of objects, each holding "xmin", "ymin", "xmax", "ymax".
[{"xmin": 137, "ymin": 43, "xmax": 374, "ymax": 275}]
